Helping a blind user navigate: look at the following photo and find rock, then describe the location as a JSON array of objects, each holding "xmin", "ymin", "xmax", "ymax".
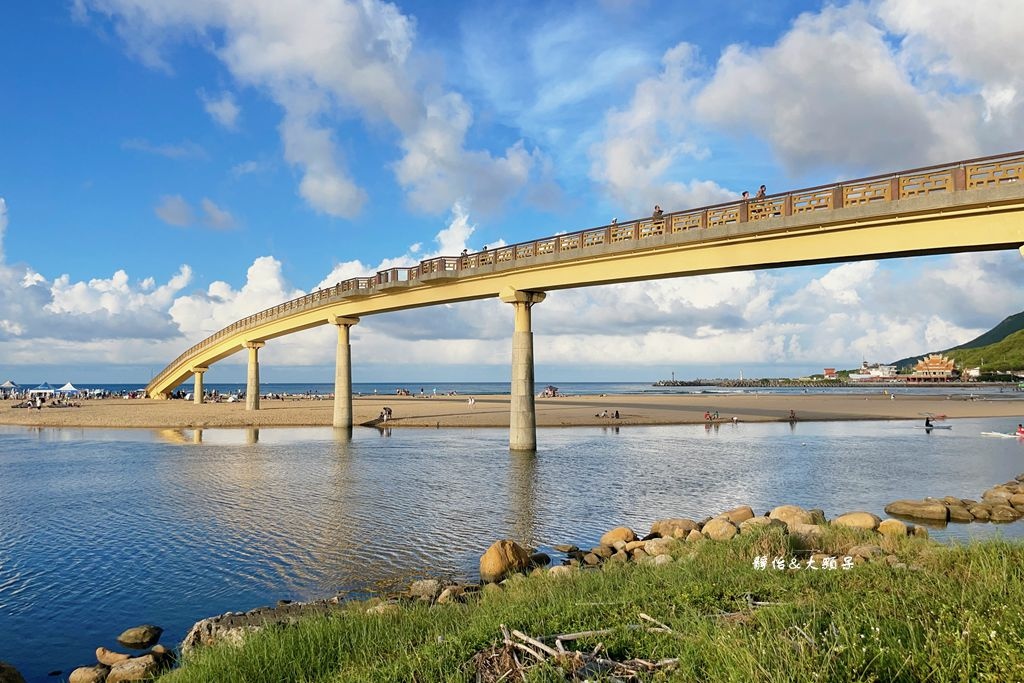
[
  {"xmin": 437, "ymin": 587, "xmax": 464, "ymax": 605},
  {"xmin": 409, "ymin": 579, "xmax": 443, "ymax": 602},
  {"xmin": 877, "ymin": 519, "xmax": 908, "ymax": 537},
  {"xmin": 738, "ymin": 517, "xmax": 786, "ymax": 534},
  {"xmin": 479, "ymin": 540, "xmax": 530, "ymax": 583},
  {"xmin": 631, "ymin": 548, "xmax": 648, "ymax": 560},
  {"xmin": 990, "ymin": 505, "xmax": 1022, "ymax": 522},
  {"xmin": 181, "ymin": 600, "xmax": 350, "ymax": 654},
  {"xmin": 0, "ymin": 662, "xmax": 25, "ymax": 683},
  {"xmin": 624, "ymin": 540, "xmax": 646, "ymax": 552},
  {"xmin": 590, "ymin": 545, "xmax": 614, "ymax": 559},
  {"xmin": 941, "ymin": 496, "xmax": 964, "ymax": 505},
  {"xmin": 1016, "ymin": 473, "xmax": 1024, "ymax": 482},
  {"xmin": 529, "ymin": 552, "xmax": 550, "ymax": 568},
  {"xmin": 768, "ymin": 505, "xmax": 812, "ymax": 528},
  {"xmin": 1010, "ymin": 493, "xmax": 1024, "ymax": 507},
  {"xmin": 653, "ymin": 554, "xmax": 673, "ymax": 566},
  {"xmin": 883, "ymin": 500, "xmax": 949, "ymax": 521},
  {"xmin": 649, "ymin": 518, "xmax": 698, "ymax": 538},
  {"xmin": 107, "ymin": 655, "xmax": 164, "ymax": 683},
  {"xmin": 947, "ymin": 505, "xmax": 973, "ymax": 523},
  {"xmin": 600, "ymin": 526, "xmax": 636, "ymax": 546},
  {"xmin": 701, "ymin": 518, "xmax": 738, "ymax": 541},
  {"xmin": 612, "ymin": 540, "xmax": 627, "ymax": 551},
  {"xmin": 552, "ymin": 544, "xmax": 578, "ymax": 553},
  {"xmin": 848, "ymin": 544, "xmax": 884, "ymax": 560},
  {"xmin": 911, "ymin": 525, "xmax": 929, "ymax": 539},
  {"xmin": 807, "ymin": 509, "xmax": 827, "ymax": 525},
  {"xmin": 643, "ymin": 537, "xmax": 676, "ymax": 556},
  {"xmin": 548, "ymin": 565, "xmax": 575, "ymax": 578},
  {"xmin": 97, "ymin": 646, "xmax": 133, "ymax": 666},
  {"xmin": 969, "ymin": 505, "xmax": 991, "ymax": 521},
  {"xmin": 790, "ymin": 523, "xmax": 823, "ymax": 541},
  {"xmin": 482, "ymin": 583, "xmax": 502, "ymax": 595},
  {"xmin": 982, "ymin": 487, "xmax": 1014, "ymax": 504},
  {"xmin": 720, "ymin": 505, "xmax": 754, "ymax": 524},
  {"xmin": 116, "ymin": 625, "xmax": 163, "ymax": 650},
  {"xmin": 610, "ymin": 551, "xmax": 628, "ymax": 563},
  {"xmin": 832, "ymin": 512, "xmax": 881, "ymax": 531},
  {"xmin": 583, "ymin": 553, "xmax": 601, "ymax": 566},
  {"xmin": 150, "ymin": 644, "xmax": 174, "ymax": 664},
  {"xmin": 69, "ymin": 665, "xmax": 109, "ymax": 683},
  {"xmin": 685, "ymin": 529, "xmax": 704, "ymax": 542}
]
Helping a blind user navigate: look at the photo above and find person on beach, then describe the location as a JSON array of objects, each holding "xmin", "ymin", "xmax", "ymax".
[
  {"xmin": 613, "ymin": 410, "xmax": 620, "ymax": 419},
  {"xmin": 596, "ymin": 409, "xmax": 608, "ymax": 418}
]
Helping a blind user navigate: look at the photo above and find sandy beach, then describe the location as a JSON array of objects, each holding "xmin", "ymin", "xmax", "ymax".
[{"xmin": 2, "ymin": 392, "xmax": 1022, "ymax": 429}]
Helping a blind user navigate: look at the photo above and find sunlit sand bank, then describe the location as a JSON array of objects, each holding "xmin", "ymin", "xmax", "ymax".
[{"xmin": 2, "ymin": 392, "xmax": 1022, "ymax": 429}]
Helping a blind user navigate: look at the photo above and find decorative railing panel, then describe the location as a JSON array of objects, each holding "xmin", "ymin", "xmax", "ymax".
[
  {"xmin": 967, "ymin": 159, "xmax": 1023, "ymax": 188},
  {"xmin": 749, "ymin": 199, "xmax": 785, "ymax": 222},
  {"xmin": 899, "ymin": 171, "xmax": 952, "ymax": 198},
  {"xmin": 582, "ymin": 229, "xmax": 607, "ymax": 248},
  {"xmin": 707, "ymin": 206, "xmax": 740, "ymax": 227},
  {"xmin": 791, "ymin": 189, "xmax": 832, "ymax": 214},
  {"xmin": 610, "ymin": 224, "xmax": 634, "ymax": 243},
  {"xmin": 672, "ymin": 212, "xmax": 702, "ymax": 232},
  {"xmin": 843, "ymin": 180, "xmax": 891, "ymax": 206},
  {"xmin": 638, "ymin": 220, "xmax": 663, "ymax": 239},
  {"xmin": 559, "ymin": 234, "xmax": 581, "ymax": 251}
]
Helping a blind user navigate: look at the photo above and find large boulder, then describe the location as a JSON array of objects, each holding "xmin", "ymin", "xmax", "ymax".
[
  {"xmin": 701, "ymin": 518, "xmax": 738, "ymax": 541},
  {"xmin": 600, "ymin": 527, "xmax": 636, "ymax": 546},
  {"xmin": 982, "ymin": 487, "xmax": 1013, "ymax": 504},
  {"xmin": 479, "ymin": 540, "xmax": 530, "ymax": 583},
  {"xmin": 720, "ymin": 506, "xmax": 754, "ymax": 524},
  {"xmin": 738, "ymin": 517, "xmax": 786, "ymax": 534},
  {"xmin": 768, "ymin": 505, "xmax": 812, "ymax": 528},
  {"xmin": 649, "ymin": 518, "xmax": 699, "ymax": 538},
  {"xmin": 883, "ymin": 500, "xmax": 949, "ymax": 522},
  {"xmin": 409, "ymin": 579, "xmax": 443, "ymax": 602},
  {"xmin": 1010, "ymin": 493, "xmax": 1024, "ymax": 508},
  {"xmin": 116, "ymin": 625, "xmax": 163, "ymax": 649},
  {"xmin": 96, "ymin": 647, "xmax": 131, "ymax": 666},
  {"xmin": 69, "ymin": 665, "xmax": 110, "ymax": 683},
  {"xmin": 0, "ymin": 662, "xmax": 25, "ymax": 683},
  {"xmin": 947, "ymin": 505, "xmax": 973, "ymax": 523},
  {"xmin": 990, "ymin": 505, "xmax": 1022, "ymax": 523},
  {"xmin": 643, "ymin": 537, "xmax": 676, "ymax": 557},
  {"xmin": 877, "ymin": 519, "xmax": 908, "ymax": 537},
  {"xmin": 107, "ymin": 655, "xmax": 164, "ymax": 683},
  {"xmin": 969, "ymin": 505, "xmax": 991, "ymax": 521},
  {"xmin": 832, "ymin": 512, "xmax": 881, "ymax": 531}
]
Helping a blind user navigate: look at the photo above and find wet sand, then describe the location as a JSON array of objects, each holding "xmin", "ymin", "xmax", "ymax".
[{"xmin": 1, "ymin": 393, "xmax": 1022, "ymax": 429}]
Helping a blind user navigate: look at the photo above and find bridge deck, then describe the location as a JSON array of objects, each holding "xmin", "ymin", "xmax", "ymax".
[{"xmin": 148, "ymin": 152, "xmax": 1024, "ymax": 397}]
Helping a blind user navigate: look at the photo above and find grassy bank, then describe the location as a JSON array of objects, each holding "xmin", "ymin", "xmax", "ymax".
[{"xmin": 161, "ymin": 528, "xmax": 1024, "ymax": 682}]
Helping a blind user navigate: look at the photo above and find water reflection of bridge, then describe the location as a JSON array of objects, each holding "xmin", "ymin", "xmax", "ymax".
[{"xmin": 148, "ymin": 152, "xmax": 1024, "ymax": 450}]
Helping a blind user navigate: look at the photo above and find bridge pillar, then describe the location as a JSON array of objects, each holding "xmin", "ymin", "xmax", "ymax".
[
  {"xmin": 244, "ymin": 341, "xmax": 265, "ymax": 411},
  {"xmin": 331, "ymin": 316, "xmax": 360, "ymax": 430},
  {"xmin": 500, "ymin": 289, "xmax": 546, "ymax": 451},
  {"xmin": 191, "ymin": 367, "xmax": 208, "ymax": 405}
]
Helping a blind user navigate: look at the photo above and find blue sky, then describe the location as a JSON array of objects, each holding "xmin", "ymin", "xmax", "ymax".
[{"xmin": 1, "ymin": 0, "xmax": 1023, "ymax": 384}]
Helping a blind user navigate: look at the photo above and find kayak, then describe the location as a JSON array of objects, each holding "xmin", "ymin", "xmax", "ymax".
[
  {"xmin": 916, "ymin": 424, "xmax": 952, "ymax": 430},
  {"xmin": 980, "ymin": 431, "xmax": 1023, "ymax": 438}
]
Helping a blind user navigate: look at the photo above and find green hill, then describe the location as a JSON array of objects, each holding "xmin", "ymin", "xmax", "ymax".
[
  {"xmin": 946, "ymin": 328, "xmax": 1024, "ymax": 372},
  {"xmin": 892, "ymin": 310, "xmax": 1024, "ymax": 369}
]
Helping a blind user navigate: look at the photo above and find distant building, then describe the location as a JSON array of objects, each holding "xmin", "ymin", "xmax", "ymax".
[
  {"xmin": 965, "ymin": 367, "xmax": 981, "ymax": 380},
  {"xmin": 848, "ymin": 361, "xmax": 898, "ymax": 381},
  {"xmin": 908, "ymin": 354, "xmax": 957, "ymax": 382},
  {"xmin": 823, "ymin": 368, "xmax": 837, "ymax": 380}
]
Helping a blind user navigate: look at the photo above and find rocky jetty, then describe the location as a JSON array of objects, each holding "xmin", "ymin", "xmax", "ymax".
[
  {"xmin": 65, "ymin": 625, "xmax": 174, "ymax": 683},
  {"xmin": 885, "ymin": 472, "xmax": 1024, "ymax": 524},
  {"xmin": 0, "ymin": 661, "xmax": 26, "ymax": 683}
]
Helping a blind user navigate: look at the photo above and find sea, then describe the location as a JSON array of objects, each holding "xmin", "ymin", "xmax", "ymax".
[{"xmin": 1, "ymin": 385, "xmax": 1024, "ymax": 681}]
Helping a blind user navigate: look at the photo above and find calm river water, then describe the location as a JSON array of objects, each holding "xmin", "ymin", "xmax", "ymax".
[{"xmin": 2, "ymin": 419, "xmax": 1023, "ymax": 681}]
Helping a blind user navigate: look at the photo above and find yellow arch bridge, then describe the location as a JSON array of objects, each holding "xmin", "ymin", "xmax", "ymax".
[{"xmin": 148, "ymin": 151, "xmax": 1024, "ymax": 450}]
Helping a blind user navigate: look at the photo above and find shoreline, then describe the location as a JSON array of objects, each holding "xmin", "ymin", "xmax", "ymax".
[{"xmin": 1, "ymin": 392, "xmax": 1022, "ymax": 429}]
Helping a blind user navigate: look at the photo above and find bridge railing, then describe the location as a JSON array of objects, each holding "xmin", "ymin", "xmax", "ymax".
[{"xmin": 150, "ymin": 150, "xmax": 1024, "ymax": 392}]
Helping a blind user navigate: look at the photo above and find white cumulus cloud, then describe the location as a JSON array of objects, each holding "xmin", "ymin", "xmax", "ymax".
[{"xmin": 199, "ymin": 89, "xmax": 241, "ymax": 129}]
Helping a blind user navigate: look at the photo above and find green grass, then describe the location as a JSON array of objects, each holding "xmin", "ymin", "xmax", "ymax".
[{"xmin": 160, "ymin": 529, "xmax": 1024, "ymax": 682}]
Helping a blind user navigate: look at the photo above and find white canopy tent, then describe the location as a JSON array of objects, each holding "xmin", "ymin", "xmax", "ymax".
[
  {"xmin": 28, "ymin": 382, "xmax": 55, "ymax": 397},
  {"xmin": 57, "ymin": 382, "xmax": 80, "ymax": 395}
]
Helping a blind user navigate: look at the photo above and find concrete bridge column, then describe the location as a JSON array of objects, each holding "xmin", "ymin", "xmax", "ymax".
[
  {"xmin": 191, "ymin": 367, "xmax": 208, "ymax": 404},
  {"xmin": 500, "ymin": 289, "xmax": 546, "ymax": 451},
  {"xmin": 331, "ymin": 316, "xmax": 360, "ymax": 429},
  {"xmin": 244, "ymin": 341, "xmax": 265, "ymax": 411}
]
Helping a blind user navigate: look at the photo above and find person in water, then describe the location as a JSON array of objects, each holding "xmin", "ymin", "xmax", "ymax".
[
  {"xmin": 924, "ymin": 417, "xmax": 933, "ymax": 428},
  {"xmin": 1017, "ymin": 423, "xmax": 1024, "ymax": 436}
]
